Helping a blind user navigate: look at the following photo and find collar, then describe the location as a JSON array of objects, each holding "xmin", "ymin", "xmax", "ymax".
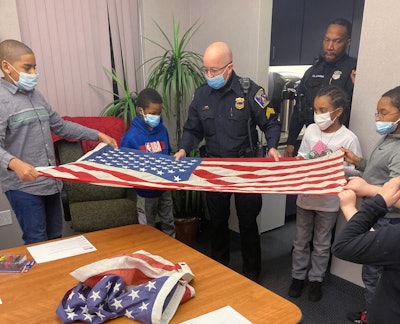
[{"xmin": 0, "ymin": 77, "xmax": 19, "ymax": 95}]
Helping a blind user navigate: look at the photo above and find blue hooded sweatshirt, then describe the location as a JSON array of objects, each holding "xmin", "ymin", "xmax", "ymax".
[{"xmin": 121, "ymin": 115, "xmax": 171, "ymax": 198}]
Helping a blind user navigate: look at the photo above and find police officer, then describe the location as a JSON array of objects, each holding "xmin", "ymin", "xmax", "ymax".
[
  {"xmin": 175, "ymin": 41, "xmax": 281, "ymax": 281},
  {"xmin": 285, "ymin": 18, "xmax": 357, "ymax": 157}
]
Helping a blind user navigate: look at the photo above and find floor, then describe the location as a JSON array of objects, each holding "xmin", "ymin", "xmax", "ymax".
[{"xmin": 190, "ymin": 216, "xmax": 365, "ymax": 324}]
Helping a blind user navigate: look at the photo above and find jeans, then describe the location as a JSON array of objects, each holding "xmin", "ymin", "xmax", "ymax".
[{"xmin": 5, "ymin": 190, "xmax": 63, "ymax": 245}]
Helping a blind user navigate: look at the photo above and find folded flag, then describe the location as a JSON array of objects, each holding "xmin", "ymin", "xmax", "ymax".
[
  {"xmin": 38, "ymin": 144, "xmax": 346, "ymax": 195},
  {"xmin": 56, "ymin": 250, "xmax": 195, "ymax": 324}
]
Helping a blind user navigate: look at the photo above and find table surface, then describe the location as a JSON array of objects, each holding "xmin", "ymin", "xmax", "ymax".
[{"xmin": 0, "ymin": 224, "xmax": 302, "ymax": 323}]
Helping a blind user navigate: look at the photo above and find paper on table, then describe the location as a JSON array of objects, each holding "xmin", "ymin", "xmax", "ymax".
[
  {"xmin": 180, "ymin": 305, "xmax": 252, "ymax": 324},
  {"xmin": 27, "ymin": 235, "xmax": 96, "ymax": 263}
]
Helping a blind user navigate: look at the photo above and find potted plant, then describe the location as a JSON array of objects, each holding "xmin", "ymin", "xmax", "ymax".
[
  {"xmin": 143, "ymin": 17, "xmax": 205, "ymax": 148},
  {"xmin": 98, "ymin": 67, "xmax": 138, "ymax": 131},
  {"xmin": 171, "ymin": 148, "xmax": 206, "ymax": 244}
]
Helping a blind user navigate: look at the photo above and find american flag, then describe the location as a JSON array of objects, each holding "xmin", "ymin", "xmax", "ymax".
[
  {"xmin": 38, "ymin": 144, "xmax": 346, "ymax": 195},
  {"xmin": 56, "ymin": 250, "xmax": 195, "ymax": 324}
]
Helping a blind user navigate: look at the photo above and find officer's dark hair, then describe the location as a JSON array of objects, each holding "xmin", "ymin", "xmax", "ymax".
[
  {"xmin": 382, "ymin": 86, "xmax": 400, "ymax": 111},
  {"xmin": 315, "ymin": 85, "xmax": 348, "ymax": 123},
  {"xmin": 136, "ymin": 88, "xmax": 163, "ymax": 109},
  {"xmin": 328, "ymin": 18, "xmax": 352, "ymax": 39}
]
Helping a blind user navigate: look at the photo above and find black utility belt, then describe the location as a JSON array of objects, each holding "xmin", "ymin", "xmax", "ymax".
[{"xmin": 238, "ymin": 145, "xmax": 267, "ymax": 158}]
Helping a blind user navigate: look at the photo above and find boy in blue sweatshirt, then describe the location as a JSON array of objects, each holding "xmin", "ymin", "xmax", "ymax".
[{"xmin": 121, "ymin": 88, "xmax": 175, "ymax": 236}]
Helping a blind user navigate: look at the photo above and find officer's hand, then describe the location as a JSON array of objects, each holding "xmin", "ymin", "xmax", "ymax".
[
  {"xmin": 8, "ymin": 158, "xmax": 39, "ymax": 181},
  {"xmin": 98, "ymin": 132, "xmax": 118, "ymax": 149},
  {"xmin": 380, "ymin": 177, "xmax": 400, "ymax": 208},
  {"xmin": 268, "ymin": 148, "xmax": 281, "ymax": 161},
  {"xmin": 350, "ymin": 69, "xmax": 356, "ymax": 84},
  {"xmin": 174, "ymin": 149, "xmax": 186, "ymax": 160},
  {"xmin": 284, "ymin": 145, "xmax": 295, "ymax": 157}
]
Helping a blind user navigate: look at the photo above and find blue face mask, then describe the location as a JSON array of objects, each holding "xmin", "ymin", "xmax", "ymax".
[
  {"xmin": 144, "ymin": 114, "xmax": 161, "ymax": 128},
  {"xmin": 375, "ymin": 119, "xmax": 400, "ymax": 135},
  {"xmin": 206, "ymin": 74, "xmax": 227, "ymax": 90},
  {"xmin": 8, "ymin": 62, "xmax": 38, "ymax": 91}
]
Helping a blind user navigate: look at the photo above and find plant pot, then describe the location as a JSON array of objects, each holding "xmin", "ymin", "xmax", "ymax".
[{"xmin": 174, "ymin": 217, "xmax": 199, "ymax": 245}]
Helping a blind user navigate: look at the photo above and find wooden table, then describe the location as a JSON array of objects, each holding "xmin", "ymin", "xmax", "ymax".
[{"xmin": 0, "ymin": 224, "xmax": 302, "ymax": 323}]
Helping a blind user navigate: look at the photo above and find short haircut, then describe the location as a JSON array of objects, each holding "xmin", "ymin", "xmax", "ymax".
[
  {"xmin": 0, "ymin": 39, "xmax": 33, "ymax": 64},
  {"xmin": 136, "ymin": 88, "xmax": 163, "ymax": 109},
  {"xmin": 328, "ymin": 18, "xmax": 352, "ymax": 39},
  {"xmin": 382, "ymin": 86, "xmax": 400, "ymax": 110}
]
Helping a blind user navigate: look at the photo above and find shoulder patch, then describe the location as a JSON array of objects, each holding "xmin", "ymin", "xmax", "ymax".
[{"xmin": 254, "ymin": 88, "xmax": 270, "ymax": 109}]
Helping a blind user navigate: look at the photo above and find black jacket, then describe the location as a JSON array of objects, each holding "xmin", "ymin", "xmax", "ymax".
[
  {"xmin": 179, "ymin": 71, "xmax": 281, "ymax": 157},
  {"xmin": 287, "ymin": 54, "xmax": 357, "ymax": 146},
  {"xmin": 332, "ymin": 195, "xmax": 400, "ymax": 323}
]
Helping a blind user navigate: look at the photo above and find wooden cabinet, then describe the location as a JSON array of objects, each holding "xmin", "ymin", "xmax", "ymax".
[{"xmin": 270, "ymin": 0, "xmax": 364, "ymax": 66}]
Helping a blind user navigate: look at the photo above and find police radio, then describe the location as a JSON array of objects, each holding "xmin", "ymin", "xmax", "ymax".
[
  {"xmin": 239, "ymin": 77, "xmax": 250, "ymax": 94},
  {"xmin": 239, "ymin": 77, "xmax": 257, "ymax": 157}
]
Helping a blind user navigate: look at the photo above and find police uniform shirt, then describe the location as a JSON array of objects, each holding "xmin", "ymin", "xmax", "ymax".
[{"xmin": 180, "ymin": 71, "xmax": 281, "ymax": 157}]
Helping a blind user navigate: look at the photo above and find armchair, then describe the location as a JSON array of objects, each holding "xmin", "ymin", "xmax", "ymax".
[{"xmin": 54, "ymin": 117, "xmax": 138, "ymax": 232}]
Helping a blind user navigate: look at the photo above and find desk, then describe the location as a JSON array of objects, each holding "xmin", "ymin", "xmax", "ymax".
[{"xmin": 0, "ymin": 224, "xmax": 301, "ymax": 323}]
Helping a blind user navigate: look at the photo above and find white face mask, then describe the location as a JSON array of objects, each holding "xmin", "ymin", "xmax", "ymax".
[{"xmin": 314, "ymin": 111, "xmax": 337, "ymax": 130}]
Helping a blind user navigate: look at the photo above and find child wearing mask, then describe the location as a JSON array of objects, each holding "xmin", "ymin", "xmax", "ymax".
[
  {"xmin": 288, "ymin": 85, "xmax": 362, "ymax": 302},
  {"xmin": 0, "ymin": 39, "xmax": 117, "ymax": 245},
  {"xmin": 121, "ymin": 88, "xmax": 175, "ymax": 237},
  {"xmin": 340, "ymin": 85, "xmax": 400, "ymax": 323}
]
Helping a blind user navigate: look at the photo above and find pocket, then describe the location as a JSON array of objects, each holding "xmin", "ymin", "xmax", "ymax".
[{"xmin": 200, "ymin": 109, "xmax": 216, "ymax": 137}]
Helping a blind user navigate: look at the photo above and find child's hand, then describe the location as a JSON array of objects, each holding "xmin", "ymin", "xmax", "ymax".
[
  {"xmin": 8, "ymin": 158, "xmax": 39, "ymax": 181},
  {"xmin": 344, "ymin": 177, "xmax": 375, "ymax": 197},
  {"xmin": 98, "ymin": 132, "xmax": 118, "ymax": 149},
  {"xmin": 339, "ymin": 189, "xmax": 358, "ymax": 221},
  {"xmin": 340, "ymin": 147, "xmax": 361, "ymax": 167}
]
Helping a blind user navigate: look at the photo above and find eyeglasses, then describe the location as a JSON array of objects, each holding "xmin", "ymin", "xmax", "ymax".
[
  {"xmin": 374, "ymin": 112, "xmax": 400, "ymax": 120},
  {"xmin": 201, "ymin": 62, "xmax": 231, "ymax": 76}
]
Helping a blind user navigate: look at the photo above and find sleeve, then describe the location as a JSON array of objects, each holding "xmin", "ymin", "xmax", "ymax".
[
  {"xmin": 343, "ymin": 133, "xmax": 363, "ymax": 178},
  {"xmin": 332, "ymin": 194, "xmax": 400, "ymax": 266},
  {"xmin": 179, "ymin": 91, "xmax": 204, "ymax": 153},
  {"xmin": 250, "ymin": 85, "xmax": 281, "ymax": 149},
  {"xmin": 286, "ymin": 67, "xmax": 312, "ymax": 146}
]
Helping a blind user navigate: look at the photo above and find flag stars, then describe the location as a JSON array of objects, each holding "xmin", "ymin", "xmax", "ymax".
[
  {"xmin": 125, "ymin": 309, "xmax": 135, "ymax": 319},
  {"xmin": 78, "ymin": 293, "xmax": 87, "ymax": 301},
  {"xmin": 64, "ymin": 305, "xmax": 74, "ymax": 312},
  {"xmin": 110, "ymin": 298, "xmax": 123, "ymax": 310},
  {"xmin": 113, "ymin": 282, "xmax": 122, "ymax": 293},
  {"xmin": 128, "ymin": 289, "xmax": 140, "ymax": 301},
  {"xmin": 139, "ymin": 301, "xmax": 149, "ymax": 311},
  {"xmin": 67, "ymin": 291, "xmax": 75, "ymax": 300},
  {"xmin": 145, "ymin": 280, "xmax": 156, "ymax": 291},
  {"xmin": 89, "ymin": 290, "xmax": 101, "ymax": 302},
  {"xmin": 66, "ymin": 311, "xmax": 78, "ymax": 320},
  {"xmin": 96, "ymin": 310, "xmax": 106, "ymax": 320},
  {"xmin": 174, "ymin": 175, "xmax": 182, "ymax": 182},
  {"xmin": 83, "ymin": 313, "xmax": 95, "ymax": 322}
]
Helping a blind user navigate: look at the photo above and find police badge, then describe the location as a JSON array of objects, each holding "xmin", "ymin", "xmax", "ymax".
[
  {"xmin": 332, "ymin": 70, "xmax": 342, "ymax": 80},
  {"xmin": 235, "ymin": 97, "xmax": 245, "ymax": 110}
]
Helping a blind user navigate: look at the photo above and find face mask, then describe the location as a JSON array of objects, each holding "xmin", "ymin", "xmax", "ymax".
[
  {"xmin": 144, "ymin": 113, "xmax": 161, "ymax": 128},
  {"xmin": 375, "ymin": 119, "xmax": 400, "ymax": 135},
  {"xmin": 205, "ymin": 65, "xmax": 230, "ymax": 90},
  {"xmin": 314, "ymin": 111, "xmax": 337, "ymax": 130},
  {"xmin": 8, "ymin": 62, "xmax": 38, "ymax": 91}
]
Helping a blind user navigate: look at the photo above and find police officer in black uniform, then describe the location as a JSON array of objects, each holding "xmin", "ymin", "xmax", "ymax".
[
  {"xmin": 285, "ymin": 18, "xmax": 357, "ymax": 157},
  {"xmin": 175, "ymin": 42, "xmax": 281, "ymax": 280}
]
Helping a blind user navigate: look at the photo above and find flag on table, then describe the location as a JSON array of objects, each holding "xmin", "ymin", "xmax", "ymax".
[
  {"xmin": 56, "ymin": 250, "xmax": 195, "ymax": 324},
  {"xmin": 38, "ymin": 144, "xmax": 346, "ymax": 195}
]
